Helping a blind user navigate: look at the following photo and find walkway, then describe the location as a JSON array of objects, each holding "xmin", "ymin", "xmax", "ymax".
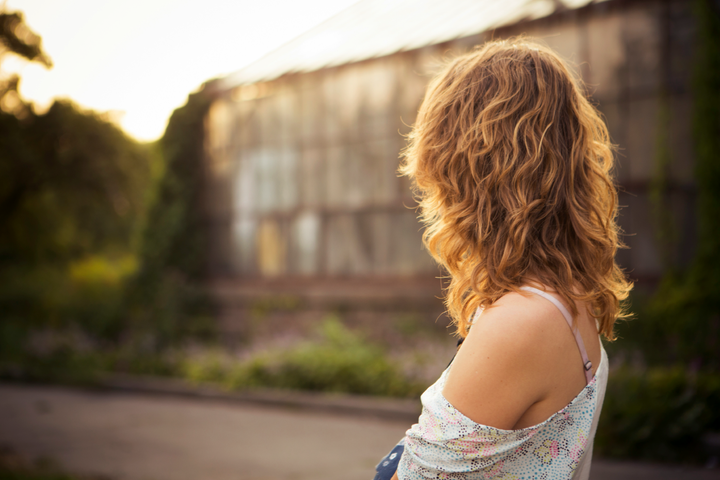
[{"xmin": 0, "ymin": 383, "xmax": 717, "ymax": 480}]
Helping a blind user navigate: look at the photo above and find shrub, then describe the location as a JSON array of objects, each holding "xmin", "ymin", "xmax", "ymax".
[
  {"xmin": 596, "ymin": 366, "xmax": 720, "ymax": 464},
  {"xmin": 184, "ymin": 317, "xmax": 426, "ymax": 398}
]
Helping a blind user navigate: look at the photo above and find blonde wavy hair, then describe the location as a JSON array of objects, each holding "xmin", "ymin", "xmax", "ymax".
[{"xmin": 400, "ymin": 38, "xmax": 632, "ymax": 341}]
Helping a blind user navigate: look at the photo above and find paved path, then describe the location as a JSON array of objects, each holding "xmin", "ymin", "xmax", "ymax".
[{"xmin": 1, "ymin": 383, "xmax": 718, "ymax": 480}]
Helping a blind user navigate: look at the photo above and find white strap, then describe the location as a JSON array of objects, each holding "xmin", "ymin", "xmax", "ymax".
[
  {"xmin": 519, "ymin": 286, "xmax": 593, "ymax": 384},
  {"xmin": 470, "ymin": 306, "xmax": 483, "ymax": 325}
]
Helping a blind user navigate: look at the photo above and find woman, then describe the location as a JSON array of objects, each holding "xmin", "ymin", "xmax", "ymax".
[{"xmin": 373, "ymin": 38, "xmax": 632, "ymax": 480}]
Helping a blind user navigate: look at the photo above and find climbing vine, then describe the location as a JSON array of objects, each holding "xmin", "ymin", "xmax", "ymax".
[
  {"xmin": 648, "ymin": 91, "xmax": 677, "ymax": 270},
  {"xmin": 639, "ymin": 0, "xmax": 720, "ymax": 368},
  {"xmin": 124, "ymin": 86, "xmax": 215, "ymax": 345}
]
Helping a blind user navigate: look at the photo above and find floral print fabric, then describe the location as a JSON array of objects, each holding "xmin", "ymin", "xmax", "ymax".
[{"xmin": 397, "ymin": 346, "xmax": 608, "ymax": 480}]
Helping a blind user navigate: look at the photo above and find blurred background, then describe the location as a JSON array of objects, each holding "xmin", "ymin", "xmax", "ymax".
[{"xmin": 1, "ymin": 0, "xmax": 719, "ymax": 478}]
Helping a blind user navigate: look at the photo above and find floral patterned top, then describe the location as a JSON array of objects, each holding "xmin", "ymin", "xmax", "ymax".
[{"xmin": 397, "ymin": 344, "xmax": 608, "ymax": 480}]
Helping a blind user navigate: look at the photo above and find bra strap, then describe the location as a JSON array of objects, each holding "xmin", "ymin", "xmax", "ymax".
[{"xmin": 519, "ymin": 286, "xmax": 593, "ymax": 384}]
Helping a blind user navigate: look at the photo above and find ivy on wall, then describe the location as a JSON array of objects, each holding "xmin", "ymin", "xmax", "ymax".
[
  {"xmin": 125, "ymin": 87, "xmax": 215, "ymax": 345},
  {"xmin": 648, "ymin": 91, "xmax": 677, "ymax": 270},
  {"xmin": 637, "ymin": 0, "xmax": 720, "ymax": 368},
  {"xmin": 690, "ymin": 0, "xmax": 720, "ymax": 283}
]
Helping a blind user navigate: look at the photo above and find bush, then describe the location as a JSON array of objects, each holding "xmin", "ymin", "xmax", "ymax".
[
  {"xmin": 605, "ymin": 289, "xmax": 720, "ymax": 370},
  {"xmin": 65, "ymin": 255, "xmax": 137, "ymax": 338},
  {"xmin": 596, "ymin": 366, "xmax": 720, "ymax": 464},
  {"xmin": 184, "ymin": 317, "xmax": 426, "ymax": 398},
  {"xmin": 0, "ymin": 254, "xmax": 137, "ymax": 346}
]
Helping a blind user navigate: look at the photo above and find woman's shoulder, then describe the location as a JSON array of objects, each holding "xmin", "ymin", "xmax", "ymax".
[
  {"xmin": 470, "ymin": 289, "xmax": 572, "ymax": 347},
  {"xmin": 441, "ymin": 290, "xmax": 575, "ymax": 430}
]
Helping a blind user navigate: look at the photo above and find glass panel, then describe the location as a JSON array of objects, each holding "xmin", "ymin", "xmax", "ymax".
[
  {"xmin": 391, "ymin": 211, "xmax": 435, "ymax": 275},
  {"xmin": 368, "ymin": 212, "xmax": 391, "ymax": 275},
  {"xmin": 300, "ymin": 148, "xmax": 325, "ymax": 208},
  {"xmin": 257, "ymin": 218, "xmax": 286, "ymax": 277},
  {"xmin": 233, "ymin": 217, "xmax": 257, "ymax": 275},
  {"xmin": 254, "ymin": 148, "xmax": 280, "ymax": 214},
  {"xmin": 293, "ymin": 211, "xmax": 320, "ymax": 275},
  {"xmin": 234, "ymin": 152, "xmax": 255, "ymax": 216},
  {"xmin": 278, "ymin": 148, "xmax": 299, "ymax": 211},
  {"xmin": 326, "ymin": 214, "xmax": 370, "ymax": 275},
  {"xmin": 325, "ymin": 145, "xmax": 344, "ymax": 208}
]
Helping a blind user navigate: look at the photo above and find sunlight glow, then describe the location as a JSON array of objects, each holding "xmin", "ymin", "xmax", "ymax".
[{"xmin": 5, "ymin": 0, "xmax": 360, "ymax": 141}]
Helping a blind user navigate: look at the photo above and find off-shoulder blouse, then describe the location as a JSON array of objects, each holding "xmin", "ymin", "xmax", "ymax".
[{"xmin": 396, "ymin": 287, "xmax": 608, "ymax": 480}]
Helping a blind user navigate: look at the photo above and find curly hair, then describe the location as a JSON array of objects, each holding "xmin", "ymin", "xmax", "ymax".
[{"xmin": 400, "ymin": 38, "xmax": 632, "ymax": 340}]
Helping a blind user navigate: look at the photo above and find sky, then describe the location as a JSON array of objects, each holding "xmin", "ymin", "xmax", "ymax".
[{"xmin": 3, "ymin": 0, "xmax": 360, "ymax": 142}]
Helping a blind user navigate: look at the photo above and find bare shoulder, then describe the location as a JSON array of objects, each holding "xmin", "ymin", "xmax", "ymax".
[
  {"xmin": 441, "ymin": 291, "xmax": 568, "ymax": 430},
  {"xmin": 474, "ymin": 291, "xmax": 567, "ymax": 344}
]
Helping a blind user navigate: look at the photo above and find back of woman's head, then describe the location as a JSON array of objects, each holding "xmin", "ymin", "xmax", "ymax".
[{"xmin": 400, "ymin": 38, "xmax": 632, "ymax": 340}]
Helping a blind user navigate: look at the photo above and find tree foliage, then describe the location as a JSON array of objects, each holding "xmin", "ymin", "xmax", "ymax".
[
  {"xmin": 0, "ymin": 102, "xmax": 151, "ymax": 265},
  {"xmin": 0, "ymin": 9, "xmax": 51, "ymax": 116},
  {"xmin": 0, "ymin": 7, "xmax": 153, "ymax": 338},
  {"xmin": 0, "ymin": 6, "xmax": 149, "ymax": 265},
  {"xmin": 0, "ymin": 11, "xmax": 51, "ymax": 65}
]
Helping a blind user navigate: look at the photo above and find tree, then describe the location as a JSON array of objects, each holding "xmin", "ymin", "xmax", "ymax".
[
  {"xmin": 0, "ymin": 8, "xmax": 153, "ymax": 339},
  {"xmin": 0, "ymin": 9, "xmax": 52, "ymax": 115},
  {"xmin": 0, "ymin": 7, "xmax": 151, "ymax": 266},
  {"xmin": 0, "ymin": 101, "xmax": 152, "ymax": 265}
]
